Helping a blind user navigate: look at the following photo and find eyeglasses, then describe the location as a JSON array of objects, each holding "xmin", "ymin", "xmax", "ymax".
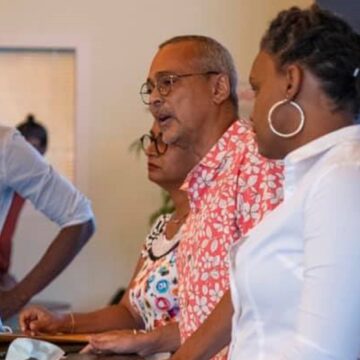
[
  {"xmin": 139, "ymin": 71, "xmax": 220, "ymax": 105},
  {"xmin": 140, "ymin": 133, "xmax": 168, "ymax": 156}
]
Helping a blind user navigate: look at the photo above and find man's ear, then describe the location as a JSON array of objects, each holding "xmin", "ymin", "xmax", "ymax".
[
  {"xmin": 212, "ymin": 74, "xmax": 231, "ymax": 105},
  {"xmin": 284, "ymin": 64, "xmax": 303, "ymax": 100}
]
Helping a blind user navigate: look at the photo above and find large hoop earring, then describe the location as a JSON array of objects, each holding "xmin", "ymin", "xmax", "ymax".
[{"xmin": 268, "ymin": 99, "xmax": 305, "ymax": 138}]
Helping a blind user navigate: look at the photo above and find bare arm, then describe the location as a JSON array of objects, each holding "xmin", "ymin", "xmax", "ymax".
[
  {"xmin": 66, "ymin": 284, "xmax": 145, "ymax": 334},
  {"xmin": 139, "ymin": 322, "xmax": 181, "ymax": 355},
  {"xmin": 20, "ymin": 252, "xmax": 146, "ymax": 334},
  {"xmin": 84, "ymin": 322, "xmax": 181, "ymax": 356},
  {"xmin": 68, "ymin": 252, "xmax": 148, "ymax": 333},
  {"xmin": 1, "ymin": 219, "xmax": 94, "ymax": 319},
  {"xmin": 171, "ymin": 290, "xmax": 233, "ymax": 360}
]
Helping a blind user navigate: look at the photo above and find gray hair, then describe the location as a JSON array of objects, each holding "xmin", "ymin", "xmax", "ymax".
[{"xmin": 160, "ymin": 35, "xmax": 239, "ymax": 116}]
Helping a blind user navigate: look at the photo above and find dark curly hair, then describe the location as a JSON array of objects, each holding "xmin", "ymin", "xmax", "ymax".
[{"xmin": 261, "ymin": 4, "xmax": 360, "ymax": 118}]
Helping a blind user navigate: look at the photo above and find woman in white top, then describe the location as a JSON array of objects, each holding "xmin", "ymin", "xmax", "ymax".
[{"xmin": 229, "ymin": 5, "xmax": 360, "ymax": 360}]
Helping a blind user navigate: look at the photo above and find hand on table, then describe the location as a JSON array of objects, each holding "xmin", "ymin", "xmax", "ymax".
[
  {"xmin": 19, "ymin": 305, "xmax": 65, "ymax": 335},
  {"xmin": 81, "ymin": 329, "xmax": 146, "ymax": 356}
]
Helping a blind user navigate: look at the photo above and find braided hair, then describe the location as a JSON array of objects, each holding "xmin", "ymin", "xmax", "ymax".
[{"xmin": 261, "ymin": 4, "xmax": 360, "ymax": 118}]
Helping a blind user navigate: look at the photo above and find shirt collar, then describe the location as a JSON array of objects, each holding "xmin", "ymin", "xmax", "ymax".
[
  {"xmin": 199, "ymin": 120, "xmax": 248, "ymax": 169},
  {"xmin": 181, "ymin": 119, "xmax": 251, "ymax": 192},
  {"xmin": 283, "ymin": 124, "xmax": 360, "ymax": 199},
  {"xmin": 285, "ymin": 124, "xmax": 360, "ymax": 167}
]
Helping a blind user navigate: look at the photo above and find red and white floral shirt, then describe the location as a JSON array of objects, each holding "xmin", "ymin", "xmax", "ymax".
[{"xmin": 177, "ymin": 120, "xmax": 283, "ymax": 359}]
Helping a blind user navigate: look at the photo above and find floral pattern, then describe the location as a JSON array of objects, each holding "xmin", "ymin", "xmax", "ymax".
[
  {"xmin": 177, "ymin": 120, "xmax": 284, "ymax": 359},
  {"xmin": 129, "ymin": 215, "xmax": 180, "ymax": 330}
]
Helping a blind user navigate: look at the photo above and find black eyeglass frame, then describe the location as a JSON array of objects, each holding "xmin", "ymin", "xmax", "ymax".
[
  {"xmin": 139, "ymin": 71, "xmax": 220, "ymax": 105},
  {"xmin": 140, "ymin": 133, "xmax": 168, "ymax": 156}
]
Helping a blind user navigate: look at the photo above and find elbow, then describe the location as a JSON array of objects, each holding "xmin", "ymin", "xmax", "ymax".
[
  {"xmin": 60, "ymin": 218, "xmax": 96, "ymax": 253},
  {"xmin": 74, "ymin": 218, "xmax": 96, "ymax": 248},
  {"xmin": 83, "ymin": 218, "xmax": 96, "ymax": 241}
]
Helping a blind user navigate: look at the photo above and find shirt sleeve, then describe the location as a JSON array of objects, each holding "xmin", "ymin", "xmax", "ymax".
[
  {"xmin": 281, "ymin": 165, "xmax": 360, "ymax": 360},
  {"xmin": 2, "ymin": 129, "xmax": 94, "ymax": 228}
]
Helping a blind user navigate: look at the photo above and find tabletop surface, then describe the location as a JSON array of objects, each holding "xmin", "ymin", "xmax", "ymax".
[{"xmin": 66, "ymin": 354, "xmax": 144, "ymax": 360}]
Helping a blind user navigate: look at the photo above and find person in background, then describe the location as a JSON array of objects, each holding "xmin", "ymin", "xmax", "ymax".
[
  {"xmin": 228, "ymin": 5, "xmax": 360, "ymax": 359},
  {"xmin": 0, "ymin": 114, "xmax": 48, "ymax": 290},
  {"xmin": 17, "ymin": 114, "xmax": 47, "ymax": 154},
  {"xmin": 0, "ymin": 114, "xmax": 95, "ymax": 318},
  {"xmin": 20, "ymin": 122, "xmax": 198, "ymax": 359}
]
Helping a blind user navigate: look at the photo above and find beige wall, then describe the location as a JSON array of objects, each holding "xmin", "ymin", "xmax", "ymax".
[{"xmin": 0, "ymin": 0, "xmax": 312, "ymax": 311}]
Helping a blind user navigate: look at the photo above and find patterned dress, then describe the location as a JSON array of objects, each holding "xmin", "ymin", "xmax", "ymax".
[
  {"xmin": 129, "ymin": 214, "xmax": 182, "ymax": 330},
  {"xmin": 177, "ymin": 120, "xmax": 284, "ymax": 359}
]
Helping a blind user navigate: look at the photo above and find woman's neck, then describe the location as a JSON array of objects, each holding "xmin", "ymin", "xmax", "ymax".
[
  {"xmin": 161, "ymin": 187, "xmax": 189, "ymax": 240},
  {"xmin": 168, "ymin": 188, "xmax": 189, "ymax": 217}
]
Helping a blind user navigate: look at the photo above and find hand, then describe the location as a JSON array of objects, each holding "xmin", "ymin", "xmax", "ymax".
[
  {"xmin": 19, "ymin": 305, "xmax": 65, "ymax": 335},
  {"xmin": 81, "ymin": 330, "xmax": 146, "ymax": 355}
]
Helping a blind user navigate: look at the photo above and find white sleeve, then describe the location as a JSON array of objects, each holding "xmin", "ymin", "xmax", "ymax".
[
  {"xmin": 2, "ymin": 130, "xmax": 94, "ymax": 228},
  {"xmin": 282, "ymin": 165, "xmax": 360, "ymax": 359}
]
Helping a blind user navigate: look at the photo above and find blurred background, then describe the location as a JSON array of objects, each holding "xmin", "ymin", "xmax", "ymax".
[{"xmin": 0, "ymin": 0, "xmax": 355, "ymax": 311}]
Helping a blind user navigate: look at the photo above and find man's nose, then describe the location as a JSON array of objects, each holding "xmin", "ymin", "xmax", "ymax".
[{"xmin": 149, "ymin": 85, "xmax": 164, "ymax": 108}]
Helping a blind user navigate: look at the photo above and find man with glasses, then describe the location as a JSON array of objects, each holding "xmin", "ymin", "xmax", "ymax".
[{"xmin": 139, "ymin": 35, "xmax": 284, "ymax": 360}]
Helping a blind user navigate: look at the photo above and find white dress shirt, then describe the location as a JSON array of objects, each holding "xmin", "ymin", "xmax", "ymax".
[
  {"xmin": 0, "ymin": 126, "xmax": 93, "ymax": 231},
  {"xmin": 229, "ymin": 124, "xmax": 360, "ymax": 360}
]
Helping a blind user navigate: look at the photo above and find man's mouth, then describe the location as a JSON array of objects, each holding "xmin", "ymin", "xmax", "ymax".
[{"xmin": 157, "ymin": 113, "xmax": 173, "ymax": 124}]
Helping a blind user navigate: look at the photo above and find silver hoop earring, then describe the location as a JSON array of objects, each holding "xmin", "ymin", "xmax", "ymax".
[{"xmin": 268, "ymin": 99, "xmax": 305, "ymax": 138}]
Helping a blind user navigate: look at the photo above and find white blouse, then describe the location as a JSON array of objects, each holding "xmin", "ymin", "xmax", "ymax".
[{"xmin": 229, "ymin": 125, "xmax": 360, "ymax": 360}]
